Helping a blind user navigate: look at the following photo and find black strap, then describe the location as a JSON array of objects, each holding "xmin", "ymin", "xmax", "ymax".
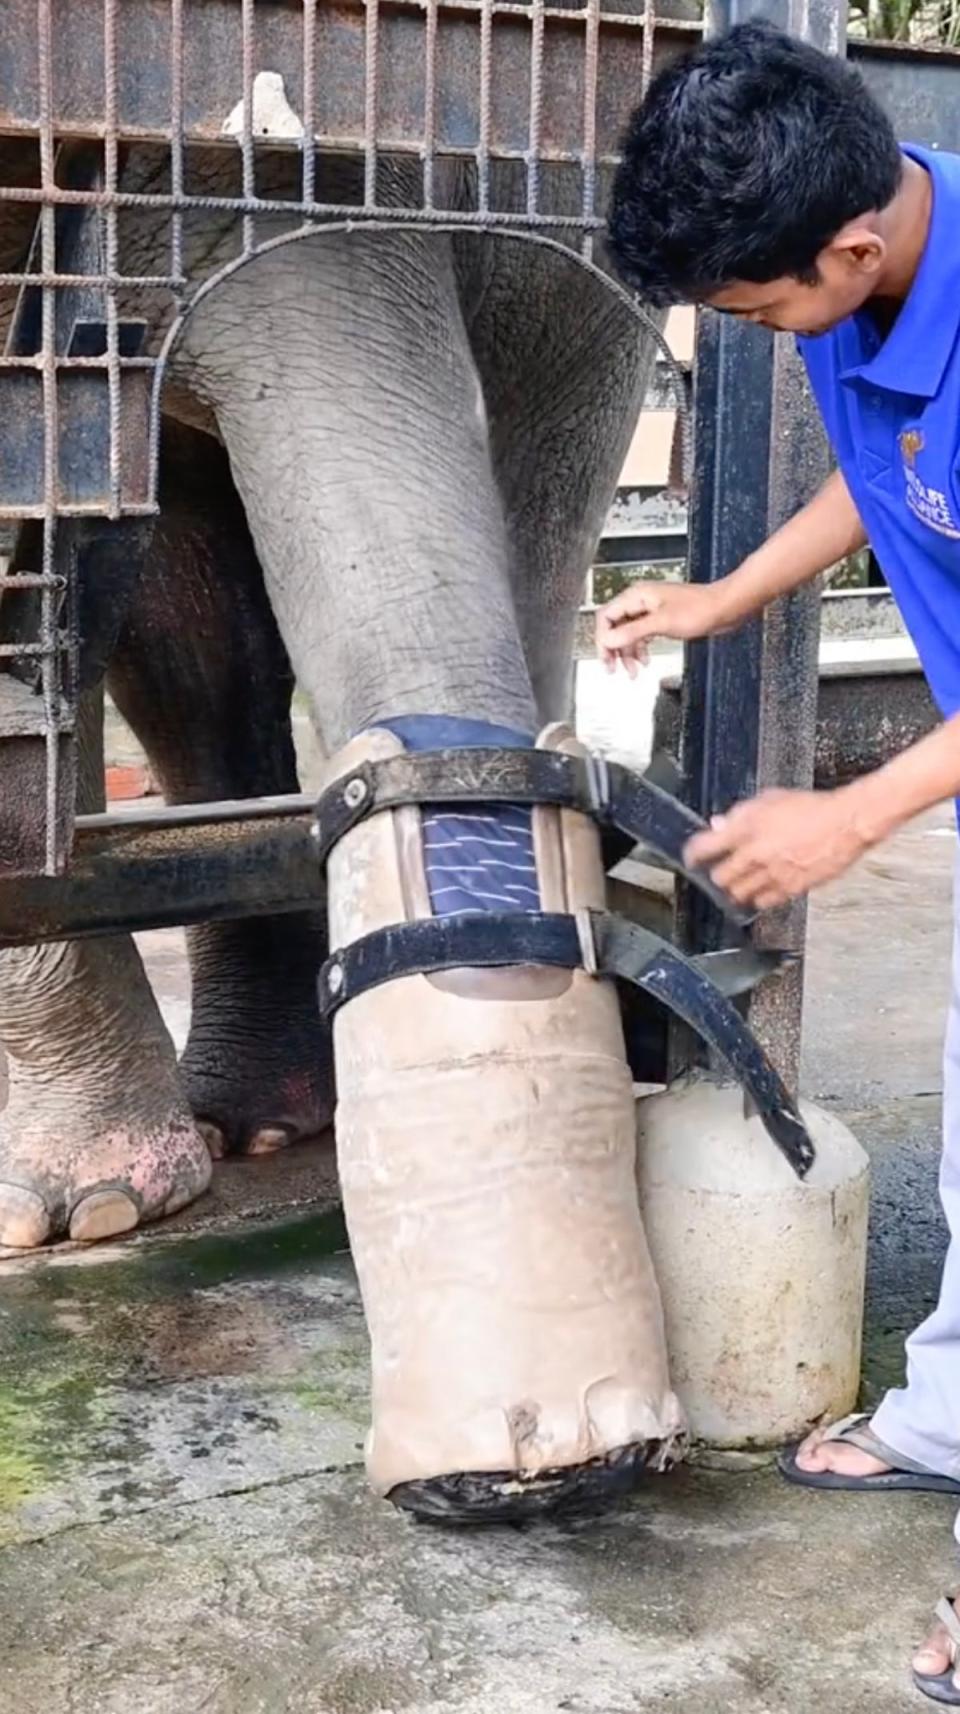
[
  {"xmin": 312, "ymin": 748, "xmax": 753, "ymax": 926},
  {"xmin": 318, "ymin": 910, "xmax": 812, "ymax": 1179},
  {"xmin": 320, "ymin": 911, "xmax": 582, "ymax": 1008}
]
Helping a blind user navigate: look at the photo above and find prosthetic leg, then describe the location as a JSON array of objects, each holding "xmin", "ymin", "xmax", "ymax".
[{"xmin": 318, "ymin": 720, "xmax": 813, "ymax": 1520}]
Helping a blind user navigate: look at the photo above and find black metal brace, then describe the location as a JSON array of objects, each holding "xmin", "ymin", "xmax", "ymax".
[
  {"xmin": 318, "ymin": 910, "xmax": 813, "ymax": 1179},
  {"xmin": 312, "ymin": 747, "xmax": 754, "ymax": 925},
  {"xmin": 311, "ymin": 746, "xmax": 817, "ymax": 1177}
]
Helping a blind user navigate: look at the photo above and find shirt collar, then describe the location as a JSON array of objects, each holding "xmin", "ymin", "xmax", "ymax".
[{"xmin": 841, "ymin": 144, "xmax": 960, "ymax": 400}]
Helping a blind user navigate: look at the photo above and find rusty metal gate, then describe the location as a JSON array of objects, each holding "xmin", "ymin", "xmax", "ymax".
[
  {"xmin": 2, "ymin": 0, "xmax": 959, "ymax": 1091},
  {"xmin": 0, "ymin": 0, "xmax": 697, "ymax": 886}
]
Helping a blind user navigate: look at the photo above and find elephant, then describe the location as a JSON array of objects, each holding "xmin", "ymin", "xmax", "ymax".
[{"xmin": 0, "ymin": 111, "xmax": 704, "ymax": 1517}]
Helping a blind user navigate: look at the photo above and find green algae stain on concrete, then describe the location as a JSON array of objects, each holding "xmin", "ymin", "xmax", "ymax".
[
  {"xmin": 277, "ymin": 1354, "xmax": 370, "ymax": 1426},
  {"xmin": 0, "ymin": 1286, "xmax": 118, "ymax": 1541},
  {"xmin": 105, "ymin": 1206, "xmax": 350, "ymax": 1300},
  {"xmin": 0, "ymin": 1210, "xmax": 363, "ymax": 1542},
  {"xmin": 0, "ymin": 1375, "xmax": 84, "ymax": 1540},
  {"xmin": 0, "ymin": 1395, "xmax": 45, "ymax": 1519},
  {"xmin": 11, "ymin": 1207, "xmax": 349, "ymax": 1309}
]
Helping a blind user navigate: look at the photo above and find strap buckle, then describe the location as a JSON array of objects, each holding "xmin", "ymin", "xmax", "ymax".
[
  {"xmin": 584, "ymin": 752, "xmax": 611, "ymax": 820},
  {"xmin": 575, "ymin": 907, "xmax": 599, "ymax": 976}
]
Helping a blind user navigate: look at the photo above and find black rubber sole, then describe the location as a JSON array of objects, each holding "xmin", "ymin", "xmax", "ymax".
[
  {"xmin": 388, "ymin": 1441, "xmax": 666, "ymax": 1526},
  {"xmin": 913, "ymin": 1669, "xmax": 960, "ymax": 1706},
  {"xmin": 778, "ymin": 1446, "xmax": 960, "ymax": 1496}
]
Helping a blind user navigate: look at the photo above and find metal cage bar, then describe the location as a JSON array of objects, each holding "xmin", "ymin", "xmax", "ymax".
[
  {"xmin": 2, "ymin": 0, "xmax": 943, "ymax": 886},
  {"xmin": 38, "ymin": 0, "xmax": 63, "ymax": 873},
  {"xmin": 676, "ymin": 0, "xmax": 847, "ymax": 1093},
  {"xmin": 301, "ymin": 0, "xmax": 318, "ymax": 207},
  {"xmin": 526, "ymin": 0, "xmax": 545, "ymax": 217},
  {"xmin": 0, "ymin": 0, "xmax": 697, "ymax": 875},
  {"xmin": 580, "ymin": 0, "xmax": 600, "ymax": 262}
]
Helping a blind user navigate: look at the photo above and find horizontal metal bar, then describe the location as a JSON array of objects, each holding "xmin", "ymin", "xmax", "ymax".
[
  {"xmin": 0, "ymin": 272, "xmax": 185, "ymax": 290},
  {"xmin": 0, "ymin": 640, "xmax": 64, "ymax": 658},
  {"xmin": 77, "ymin": 790, "xmax": 315, "ymax": 833},
  {"xmin": 0, "ymin": 503, "xmax": 158, "ymax": 520},
  {"xmin": 850, "ymin": 34, "xmax": 960, "ymax": 68},
  {"xmin": 0, "ymin": 798, "xmax": 324, "ymax": 945},
  {"xmin": 0, "ymin": 151, "xmax": 607, "ymax": 211},
  {"xmin": 0, "ymin": 354, "xmax": 158, "ymax": 371},
  {"xmin": 0, "ymin": 0, "xmax": 699, "ymax": 162},
  {"xmin": 0, "ymin": 574, "xmax": 65, "ymax": 590},
  {"xmin": 0, "ymin": 185, "xmax": 608, "ymax": 231}
]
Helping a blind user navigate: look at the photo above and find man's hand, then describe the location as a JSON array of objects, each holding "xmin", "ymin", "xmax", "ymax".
[
  {"xmin": 595, "ymin": 472, "xmax": 868, "ymax": 678},
  {"xmin": 595, "ymin": 581, "xmax": 727, "ymax": 676},
  {"xmin": 684, "ymin": 788, "xmax": 872, "ymax": 909}
]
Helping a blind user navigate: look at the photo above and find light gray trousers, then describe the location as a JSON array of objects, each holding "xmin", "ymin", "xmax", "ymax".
[{"xmin": 871, "ymin": 854, "xmax": 960, "ymax": 1542}]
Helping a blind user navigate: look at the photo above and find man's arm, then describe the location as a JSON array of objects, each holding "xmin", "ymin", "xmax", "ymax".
[
  {"xmin": 848, "ymin": 714, "xmax": 960, "ymax": 844},
  {"xmin": 685, "ymin": 713, "xmax": 960, "ymax": 910},
  {"xmin": 596, "ymin": 468, "xmax": 866, "ymax": 669},
  {"xmin": 709, "ymin": 466, "xmax": 867, "ymax": 628}
]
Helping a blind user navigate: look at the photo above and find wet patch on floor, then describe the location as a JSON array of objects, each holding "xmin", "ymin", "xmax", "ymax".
[
  {"xmin": 0, "ymin": 1460, "xmax": 953, "ymax": 1714},
  {"xmin": 0, "ymin": 1210, "xmax": 369, "ymax": 1549},
  {"xmin": 0, "ymin": 809, "xmax": 956, "ymax": 1710}
]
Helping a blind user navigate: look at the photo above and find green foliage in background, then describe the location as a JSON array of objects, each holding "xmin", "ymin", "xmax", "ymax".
[
  {"xmin": 850, "ymin": 0, "xmax": 960, "ymax": 43},
  {"xmin": 688, "ymin": 1, "xmax": 960, "ymax": 50}
]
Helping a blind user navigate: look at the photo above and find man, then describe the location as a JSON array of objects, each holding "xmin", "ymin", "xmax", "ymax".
[{"xmin": 596, "ymin": 20, "xmax": 960, "ymax": 1701}]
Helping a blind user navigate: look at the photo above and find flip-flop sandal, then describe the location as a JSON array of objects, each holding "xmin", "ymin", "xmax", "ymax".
[
  {"xmin": 914, "ymin": 1596, "xmax": 960, "ymax": 1705},
  {"xmin": 778, "ymin": 1414, "xmax": 960, "ymax": 1495}
]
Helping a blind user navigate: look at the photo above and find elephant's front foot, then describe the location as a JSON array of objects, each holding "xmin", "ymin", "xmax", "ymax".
[
  {"xmin": 0, "ymin": 939, "xmax": 211, "ymax": 1249},
  {"xmin": 0, "ymin": 1097, "xmax": 211, "ymax": 1248},
  {"xmin": 180, "ymin": 916, "xmax": 335, "ymax": 1157},
  {"xmin": 323, "ymin": 724, "xmax": 686, "ymax": 1524}
]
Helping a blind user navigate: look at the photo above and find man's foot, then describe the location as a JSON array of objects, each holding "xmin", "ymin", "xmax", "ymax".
[
  {"xmin": 793, "ymin": 1426, "xmax": 892, "ymax": 1480},
  {"xmin": 914, "ymin": 1597, "xmax": 960, "ymax": 1704},
  {"xmin": 779, "ymin": 1414, "xmax": 960, "ymax": 1494}
]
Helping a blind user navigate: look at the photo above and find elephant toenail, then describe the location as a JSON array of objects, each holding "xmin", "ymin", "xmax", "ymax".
[
  {"xmin": 246, "ymin": 1126, "xmax": 291, "ymax": 1156},
  {"xmin": 69, "ymin": 1190, "xmax": 140, "ymax": 1243},
  {"xmin": 0, "ymin": 1184, "xmax": 51, "ymax": 1248},
  {"xmin": 197, "ymin": 1120, "xmax": 227, "ymax": 1160}
]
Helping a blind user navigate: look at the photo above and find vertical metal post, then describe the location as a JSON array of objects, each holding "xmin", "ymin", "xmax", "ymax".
[{"xmin": 678, "ymin": 0, "xmax": 847, "ymax": 1090}]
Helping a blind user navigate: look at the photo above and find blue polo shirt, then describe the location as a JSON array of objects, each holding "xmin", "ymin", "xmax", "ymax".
[{"xmin": 798, "ymin": 144, "xmax": 960, "ymax": 721}]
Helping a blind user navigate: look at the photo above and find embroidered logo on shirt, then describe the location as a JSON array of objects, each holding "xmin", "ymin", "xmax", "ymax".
[
  {"xmin": 899, "ymin": 427, "xmax": 960, "ymax": 539},
  {"xmin": 900, "ymin": 429, "xmax": 924, "ymax": 467}
]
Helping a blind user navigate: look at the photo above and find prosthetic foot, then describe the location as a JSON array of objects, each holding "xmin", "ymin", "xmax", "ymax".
[{"xmin": 323, "ymin": 722, "xmax": 686, "ymax": 1521}]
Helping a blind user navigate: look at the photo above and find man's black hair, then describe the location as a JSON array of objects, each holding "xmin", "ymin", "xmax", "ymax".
[{"xmin": 608, "ymin": 19, "xmax": 903, "ymax": 304}]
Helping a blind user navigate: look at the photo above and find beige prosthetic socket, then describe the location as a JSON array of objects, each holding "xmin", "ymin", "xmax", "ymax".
[{"xmin": 326, "ymin": 724, "xmax": 685, "ymax": 1496}]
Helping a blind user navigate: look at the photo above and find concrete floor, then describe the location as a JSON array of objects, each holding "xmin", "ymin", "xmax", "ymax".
[{"xmin": 1, "ymin": 717, "xmax": 957, "ymax": 1711}]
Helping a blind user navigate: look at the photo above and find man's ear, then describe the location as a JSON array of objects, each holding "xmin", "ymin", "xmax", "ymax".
[{"xmin": 828, "ymin": 225, "xmax": 887, "ymax": 278}]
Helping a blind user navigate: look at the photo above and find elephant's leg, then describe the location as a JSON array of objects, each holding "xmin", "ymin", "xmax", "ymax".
[
  {"xmin": 176, "ymin": 232, "xmax": 534, "ymax": 745},
  {"xmin": 0, "ymin": 690, "xmax": 211, "ymax": 1248},
  {"xmin": 174, "ymin": 231, "xmax": 681, "ymax": 1515},
  {"xmin": 461, "ymin": 240, "xmax": 651, "ymax": 724},
  {"xmin": 107, "ymin": 421, "xmax": 333, "ymax": 1156}
]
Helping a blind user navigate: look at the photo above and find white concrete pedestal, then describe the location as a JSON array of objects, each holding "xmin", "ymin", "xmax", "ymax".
[{"xmin": 636, "ymin": 1079, "xmax": 870, "ymax": 1448}]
